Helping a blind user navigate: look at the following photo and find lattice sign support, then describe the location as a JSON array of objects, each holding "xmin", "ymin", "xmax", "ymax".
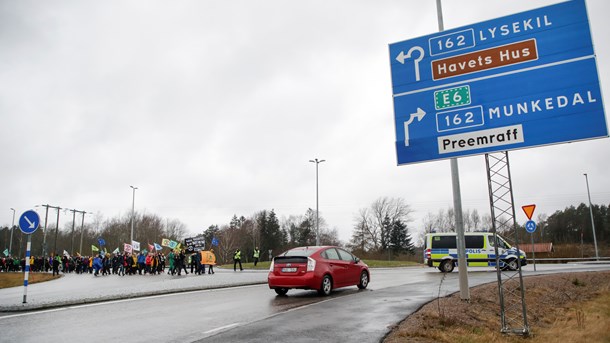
[{"xmin": 485, "ymin": 151, "xmax": 529, "ymax": 335}]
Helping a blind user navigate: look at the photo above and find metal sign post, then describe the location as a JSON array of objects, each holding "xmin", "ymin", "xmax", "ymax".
[
  {"xmin": 18, "ymin": 210, "xmax": 40, "ymax": 304},
  {"xmin": 523, "ymin": 205, "xmax": 537, "ymax": 272}
]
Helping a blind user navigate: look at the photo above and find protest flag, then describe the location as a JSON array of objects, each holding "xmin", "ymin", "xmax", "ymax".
[
  {"xmin": 162, "ymin": 238, "xmax": 170, "ymax": 247},
  {"xmin": 91, "ymin": 245, "xmax": 99, "ymax": 252}
]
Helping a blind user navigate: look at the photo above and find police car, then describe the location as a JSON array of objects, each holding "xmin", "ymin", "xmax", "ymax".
[{"xmin": 424, "ymin": 232, "xmax": 527, "ymax": 273}]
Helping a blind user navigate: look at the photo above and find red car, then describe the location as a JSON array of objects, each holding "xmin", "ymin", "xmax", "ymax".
[{"xmin": 268, "ymin": 246, "xmax": 370, "ymax": 296}]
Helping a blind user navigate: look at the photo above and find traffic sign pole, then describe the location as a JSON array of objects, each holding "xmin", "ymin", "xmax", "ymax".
[
  {"xmin": 530, "ymin": 229, "xmax": 536, "ymax": 272},
  {"xmin": 436, "ymin": 0, "xmax": 470, "ymax": 302},
  {"xmin": 23, "ymin": 237, "xmax": 31, "ymax": 303},
  {"xmin": 523, "ymin": 206, "xmax": 537, "ymax": 271},
  {"xmin": 18, "ymin": 210, "xmax": 40, "ymax": 304}
]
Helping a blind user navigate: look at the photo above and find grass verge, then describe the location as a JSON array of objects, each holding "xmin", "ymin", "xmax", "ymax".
[
  {"xmin": 0, "ymin": 273, "xmax": 60, "ymax": 289},
  {"xmin": 384, "ymin": 271, "xmax": 610, "ymax": 343}
]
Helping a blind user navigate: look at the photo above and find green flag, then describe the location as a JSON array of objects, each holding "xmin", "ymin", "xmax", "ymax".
[
  {"xmin": 112, "ymin": 247, "xmax": 120, "ymax": 254},
  {"xmin": 91, "ymin": 245, "xmax": 99, "ymax": 252},
  {"xmin": 2, "ymin": 248, "xmax": 8, "ymax": 257}
]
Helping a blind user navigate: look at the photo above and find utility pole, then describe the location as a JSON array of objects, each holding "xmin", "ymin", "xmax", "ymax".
[
  {"xmin": 39, "ymin": 205, "xmax": 61, "ymax": 258},
  {"xmin": 52, "ymin": 206, "xmax": 61, "ymax": 256},
  {"xmin": 66, "ymin": 208, "xmax": 86, "ymax": 255},
  {"xmin": 583, "ymin": 173, "xmax": 600, "ymax": 260},
  {"xmin": 69, "ymin": 209, "xmax": 77, "ymax": 255},
  {"xmin": 9, "ymin": 208, "xmax": 15, "ymax": 256},
  {"xmin": 130, "ymin": 186, "xmax": 138, "ymax": 243},
  {"xmin": 78, "ymin": 210, "xmax": 87, "ymax": 255}
]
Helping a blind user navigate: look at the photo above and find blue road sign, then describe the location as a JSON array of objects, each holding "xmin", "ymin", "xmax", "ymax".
[
  {"xmin": 389, "ymin": 0, "xmax": 607, "ymax": 165},
  {"xmin": 525, "ymin": 220, "xmax": 537, "ymax": 233},
  {"xmin": 19, "ymin": 210, "xmax": 40, "ymax": 235}
]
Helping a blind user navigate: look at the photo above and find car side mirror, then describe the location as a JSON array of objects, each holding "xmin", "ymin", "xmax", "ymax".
[{"xmin": 354, "ymin": 257, "xmax": 360, "ymax": 263}]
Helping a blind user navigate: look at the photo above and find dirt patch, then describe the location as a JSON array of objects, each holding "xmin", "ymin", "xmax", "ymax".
[{"xmin": 384, "ymin": 271, "xmax": 610, "ymax": 343}]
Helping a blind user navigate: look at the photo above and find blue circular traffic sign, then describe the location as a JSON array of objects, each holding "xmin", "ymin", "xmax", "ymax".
[
  {"xmin": 525, "ymin": 220, "xmax": 537, "ymax": 233},
  {"xmin": 19, "ymin": 210, "xmax": 40, "ymax": 234}
]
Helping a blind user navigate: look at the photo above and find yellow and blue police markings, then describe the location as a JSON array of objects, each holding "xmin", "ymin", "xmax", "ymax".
[{"xmin": 428, "ymin": 248, "xmax": 525, "ymax": 268}]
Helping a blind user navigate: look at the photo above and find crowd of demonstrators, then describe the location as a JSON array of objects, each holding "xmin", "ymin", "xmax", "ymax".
[
  {"xmin": 1, "ymin": 256, "xmax": 52, "ymax": 273},
  {"xmin": 1, "ymin": 248, "xmax": 216, "ymax": 276}
]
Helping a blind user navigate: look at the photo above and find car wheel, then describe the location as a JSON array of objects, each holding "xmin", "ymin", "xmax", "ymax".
[
  {"xmin": 506, "ymin": 258, "xmax": 519, "ymax": 271},
  {"xmin": 318, "ymin": 275, "xmax": 332, "ymax": 296},
  {"xmin": 357, "ymin": 271, "xmax": 369, "ymax": 289},
  {"xmin": 274, "ymin": 288, "xmax": 288, "ymax": 296},
  {"xmin": 439, "ymin": 260, "xmax": 454, "ymax": 273}
]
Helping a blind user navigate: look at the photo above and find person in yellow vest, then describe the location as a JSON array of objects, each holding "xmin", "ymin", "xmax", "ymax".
[
  {"xmin": 207, "ymin": 248, "xmax": 215, "ymax": 274},
  {"xmin": 233, "ymin": 249, "xmax": 243, "ymax": 271},
  {"xmin": 253, "ymin": 247, "xmax": 260, "ymax": 267}
]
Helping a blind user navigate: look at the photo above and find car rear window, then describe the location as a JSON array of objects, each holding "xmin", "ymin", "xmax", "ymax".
[
  {"xmin": 283, "ymin": 248, "xmax": 317, "ymax": 257},
  {"xmin": 431, "ymin": 236, "xmax": 456, "ymax": 249}
]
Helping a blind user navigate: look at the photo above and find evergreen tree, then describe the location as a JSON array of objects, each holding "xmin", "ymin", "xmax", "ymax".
[
  {"xmin": 258, "ymin": 210, "xmax": 284, "ymax": 259},
  {"xmin": 389, "ymin": 219, "xmax": 415, "ymax": 255}
]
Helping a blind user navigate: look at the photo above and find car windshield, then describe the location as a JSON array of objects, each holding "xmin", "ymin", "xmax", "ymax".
[{"xmin": 282, "ymin": 247, "xmax": 318, "ymax": 257}]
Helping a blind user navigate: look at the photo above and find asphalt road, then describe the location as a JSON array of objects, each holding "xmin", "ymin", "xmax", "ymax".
[{"xmin": 1, "ymin": 263, "xmax": 608, "ymax": 343}]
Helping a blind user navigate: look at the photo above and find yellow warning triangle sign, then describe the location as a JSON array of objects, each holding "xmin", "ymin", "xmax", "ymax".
[{"xmin": 522, "ymin": 204, "xmax": 536, "ymax": 220}]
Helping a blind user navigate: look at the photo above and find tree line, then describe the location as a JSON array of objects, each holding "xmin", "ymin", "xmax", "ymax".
[
  {"xmin": 417, "ymin": 202, "xmax": 609, "ymax": 248},
  {"xmin": 4, "ymin": 199, "xmax": 603, "ymax": 263}
]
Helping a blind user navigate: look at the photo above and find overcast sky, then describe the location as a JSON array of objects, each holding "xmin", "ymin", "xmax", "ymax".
[{"xmin": 2, "ymin": 0, "xmax": 609, "ymax": 244}]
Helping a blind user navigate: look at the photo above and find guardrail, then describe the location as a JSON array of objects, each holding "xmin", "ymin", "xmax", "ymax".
[{"xmin": 526, "ymin": 257, "xmax": 610, "ymax": 263}]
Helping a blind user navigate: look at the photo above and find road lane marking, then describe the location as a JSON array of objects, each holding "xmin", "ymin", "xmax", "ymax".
[{"xmin": 203, "ymin": 322, "xmax": 240, "ymax": 335}]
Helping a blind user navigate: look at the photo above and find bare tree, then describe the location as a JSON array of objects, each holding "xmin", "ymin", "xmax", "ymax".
[
  {"xmin": 471, "ymin": 209, "xmax": 481, "ymax": 231},
  {"xmin": 371, "ymin": 197, "xmax": 413, "ymax": 249}
]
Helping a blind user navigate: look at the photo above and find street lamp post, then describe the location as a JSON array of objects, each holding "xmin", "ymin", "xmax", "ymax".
[
  {"xmin": 583, "ymin": 173, "xmax": 600, "ymax": 261},
  {"xmin": 130, "ymin": 186, "xmax": 138, "ymax": 243},
  {"xmin": 309, "ymin": 159, "xmax": 325, "ymax": 246},
  {"xmin": 9, "ymin": 208, "xmax": 15, "ymax": 256}
]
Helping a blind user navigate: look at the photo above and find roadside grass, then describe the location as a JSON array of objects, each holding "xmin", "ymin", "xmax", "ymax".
[
  {"xmin": 384, "ymin": 272, "xmax": 610, "ymax": 343},
  {"xmin": 219, "ymin": 261, "xmax": 271, "ymax": 270},
  {"xmin": 219, "ymin": 260, "xmax": 420, "ymax": 269},
  {"xmin": 362, "ymin": 260, "xmax": 420, "ymax": 268},
  {"xmin": 397, "ymin": 290, "xmax": 610, "ymax": 343},
  {"xmin": 0, "ymin": 273, "xmax": 60, "ymax": 289},
  {"xmin": 529, "ymin": 291, "xmax": 610, "ymax": 343}
]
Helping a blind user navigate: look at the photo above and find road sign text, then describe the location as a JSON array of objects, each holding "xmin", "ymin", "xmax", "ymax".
[{"xmin": 432, "ymin": 39, "xmax": 538, "ymax": 80}]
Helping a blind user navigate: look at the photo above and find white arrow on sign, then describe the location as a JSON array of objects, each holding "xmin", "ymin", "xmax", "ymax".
[
  {"xmin": 396, "ymin": 46, "xmax": 424, "ymax": 81},
  {"xmin": 24, "ymin": 215, "xmax": 36, "ymax": 229},
  {"xmin": 404, "ymin": 107, "xmax": 426, "ymax": 147}
]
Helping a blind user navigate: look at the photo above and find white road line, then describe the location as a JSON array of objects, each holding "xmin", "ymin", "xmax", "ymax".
[{"xmin": 202, "ymin": 322, "xmax": 240, "ymax": 335}]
